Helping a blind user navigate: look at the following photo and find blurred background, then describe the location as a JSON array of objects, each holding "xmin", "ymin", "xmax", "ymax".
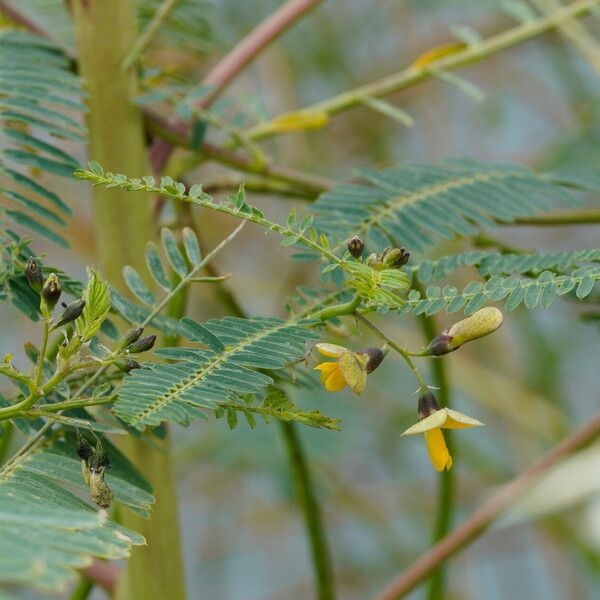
[{"xmin": 1, "ymin": 1, "xmax": 599, "ymax": 598}]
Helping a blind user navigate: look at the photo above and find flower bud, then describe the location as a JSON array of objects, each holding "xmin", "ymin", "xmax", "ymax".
[
  {"xmin": 383, "ymin": 247, "xmax": 410, "ymax": 268},
  {"xmin": 115, "ymin": 358, "xmax": 142, "ymax": 373},
  {"xmin": 89, "ymin": 470, "xmax": 114, "ymax": 509},
  {"xmin": 425, "ymin": 307, "xmax": 504, "ymax": 356},
  {"xmin": 356, "ymin": 347, "xmax": 385, "ymax": 373},
  {"xmin": 75, "ymin": 435, "xmax": 94, "ymax": 461},
  {"xmin": 417, "ymin": 391, "xmax": 441, "ymax": 420},
  {"xmin": 127, "ymin": 334, "xmax": 156, "ymax": 354},
  {"xmin": 117, "ymin": 326, "xmax": 144, "ymax": 351},
  {"xmin": 41, "ymin": 273, "xmax": 61, "ymax": 316},
  {"xmin": 365, "ymin": 252, "xmax": 380, "ymax": 268},
  {"xmin": 347, "ymin": 235, "xmax": 365, "ymax": 259},
  {"xmin": 52, "ymin": 299, "xmax": 85, "ymax": 329},
  {"xmin": 25, "ymin": 257, "xmax": 44, "ymax": 292}
]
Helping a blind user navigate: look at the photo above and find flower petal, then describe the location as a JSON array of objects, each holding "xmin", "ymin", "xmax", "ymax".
[
  {"xmin": 315, "ymin": 343, "xmax": 347, "ymax": 358},
  {"xmin": 314, "ymin": 362, "xmax": 339, "ymax": 384},
  {"xmin": 338, "ymin": 351, "xmax": 367, "ymax": 395},
  {"xmin": 443, "ymin": 408, "xmax": 484, "ymax": 429},
  {"xmin": 424, "ymin": 428, "xmax": 453, "ymax": 471},
  {"xmin": 401, "ymin": 409, "xmax": 448, "ymax": 435},
  {"xmin": 324, "ymin": 368, "xmax": 346, "ymax": 392}
]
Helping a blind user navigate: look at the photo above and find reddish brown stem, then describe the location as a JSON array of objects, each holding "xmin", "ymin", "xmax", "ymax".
[
  {"xmin": 370, "ymin": 409, "xmax": 600, "ymax": 600},
  {"xmin": 149, "ymin": 0, "xmax": 323, "ymax": 173}
]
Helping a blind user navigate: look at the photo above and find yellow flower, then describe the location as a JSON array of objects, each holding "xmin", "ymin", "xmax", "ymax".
[
  {"xmin": 402, "ymin": 392, "xmax": 483, "ymax": 471},
  {"xmin": 314, "ymin": 343, "xmax": 384, "ymax": 395}
]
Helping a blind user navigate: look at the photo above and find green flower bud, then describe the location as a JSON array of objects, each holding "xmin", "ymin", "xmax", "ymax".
[
  {"xmin": 127, "ymin": 334, "xmax": 156, "ymax": 354},
  {"xmin": 40, "ymin": 273, "xmax": 61, "ymax": 317},
  {"xmin": 383, "ymin": 247, "xmax": 411, "ymax": 268},
  {"xmin": 115, "ymin": 358, "xmax": 142, "ymax": 373},
  {"xmin": 347, "ymin": 235, "xmax": 365, "ymax": 259},
  {"xmin": 25, "ymin": 257, "xmax": 44, "ymax": 293},
  {"xmin": 52, "ymin": 299, "xmax": 85, "ymax": 329},
  {"xmin": 425, "ymin": 307, "xmax": 504, "ymax": 356},
  {"xmin": 117, "ymin": 326, "xmax": 144, "ymax": 351}
]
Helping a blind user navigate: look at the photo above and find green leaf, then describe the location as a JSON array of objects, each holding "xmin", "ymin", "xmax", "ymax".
[
  {"xmin": 161, "ymin": 228, "xmax": 188, "ymax": 278},
  {"xmin": 145, "ymin": 242, "xmax": 172, "ymax": 292},
  {"xmin": 182, "ymin": 227, "xmax": 202, "ymax": 266},
  {"xmin": 76, "ymin": 267, "xmax": 111, "ymax": 341},
  {"xmin": 122, "ymin": 266, "xmax": 156, "ymax": 307}
]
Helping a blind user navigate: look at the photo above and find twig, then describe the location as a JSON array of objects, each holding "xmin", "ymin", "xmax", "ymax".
[
  {"xmin": 370, "ymin": 409, "xmax": 600, "ymax": 600},
  {"xmin": 244, "ymin": 0, "xmax": 600, "ymax": 142},
  {"xmin": 122, "ymin": 0, "xmax": 182, "ymax": 70},
  {"xmin": 149, "ymin": 0, "xmax": 324, "ymax": 173},
  {"xmin": 281, "ymin": 421, "xmax": 336, "ymax": 600}
]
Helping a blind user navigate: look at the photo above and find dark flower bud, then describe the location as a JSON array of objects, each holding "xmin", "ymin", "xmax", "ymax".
[
  {"xmin": 127, "ymin": 334, "xmax": 156, "ymax": 354},
  {"xmin": 117, "ymin": 326, "xmax": 144, "ymax": 351},
  {"xmin": 75, "ymin": 435, "xmax": 94, "ymax": 461},
  {"xmin": 52, "ymin": 299, "xmax": 85, "ymax": 329},
  {"xmin": 356, "ymin": 347, "xmax": 385, "ymax": 373},
  {"xmin": 417, "ymin": 391, "xmax": 441, "ymax": 420},
  {"xmin": 115, "ymin": 358, "xmax": 142, "ymax": 373},
  {"xmin": 25, "ymin": 257, "xmax": 44, "ymax": 293},
  {"xmin": 41, "ymin": 273, "xmax": 61, "ymax": 316},
  {"xmin": 347, "ymin": 235, "xmax": 365, "ymax": 259}
]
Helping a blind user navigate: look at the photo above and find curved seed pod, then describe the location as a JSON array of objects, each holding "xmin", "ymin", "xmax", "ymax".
[{"xmin": 89, "ymin": 470, "xmax": 114, "ymax": 509}]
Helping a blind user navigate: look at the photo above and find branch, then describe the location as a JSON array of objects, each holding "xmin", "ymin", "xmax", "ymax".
[
  {"xmin": 244, "ymin": 0, "xmax": 600, "ymax": 142},
  {"xmin": 370, "ymin": 408, "xmax": 600, "ymax": 600},
  {"xmin": 149, "ymin": 0, "xmax": 324, "ymax": 173}
]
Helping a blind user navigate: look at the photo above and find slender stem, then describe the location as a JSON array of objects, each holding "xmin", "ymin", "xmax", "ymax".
[
  {"xmin": 122, "ymin": 0, "xmax": 182, "ymax": 70},
  {"xmin": 370, "ymin": 408, "xmax": 600, "ymax": 600},
  {"xmin": 0, "ymin": 365, "xmax": 32, "ymax": 387},
  {"xmin": 27, "ymin": 395, "xmax": 115, "ymax": 415},
  {"xmin": 508, "ymin": 210, "xmax": 600, "ymax": 225},
  {"xmin": 355, "ymin": 312, "xmax": 428, "ymax": 391},
  {"xmin": 69, "ymin": 575, "xmax": 94, "ymax": 600},
  {"xmin": 418, "ymin": 313, "xmax": 453, "ymax": 600},
  {"xmin": 0, "ymin": 422, "xmax": 14, "ymax": 465},
  {"xmin": 281, "ymin": 421, "xmax": 336, "ymax": 600},
  {"xmin": 245, "ymin": 0, "xmax": 600, "ymax": 142},
  {"xmin": 35, "ymin": 321, "xmax": 50, "ymax": 387}
]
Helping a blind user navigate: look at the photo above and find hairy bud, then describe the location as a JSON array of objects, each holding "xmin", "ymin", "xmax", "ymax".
[
  {"xmin": 425, "ymin": 307, "xmax": 504, "ymax": 356},
  {"xmin": 127, "ymin": 334, "xmax": 156, "ymax": 354},
  {"xmin": 25, "ymin": 257, "xmax": 44, "ymax": 293},
  {"xmin": 115, "ymin": 358, "xmax": 142, "ymax": 373},
  {"xmin": 53, "ymin": 299, "xmax": 85, "ymax": 329},
  {"xmin": 347, "ymin": 235, "xmax": 365, "ymax": 259},
  {"xmin": 117, "ymin": 326, "xmax": 144, "ymax": 351},
  {"xmin": 41, "ymin": 273, "xmax": 61, "ymax": 317}
]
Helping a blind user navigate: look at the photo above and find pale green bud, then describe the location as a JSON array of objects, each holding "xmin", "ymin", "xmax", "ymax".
[{"xmin": 425, "ymin": 307, "xmax": 504, "ymax": 356}]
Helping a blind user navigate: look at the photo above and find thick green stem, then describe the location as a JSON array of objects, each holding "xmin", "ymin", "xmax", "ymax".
[
  {"xmin": 281, "ymin": 421, "xmax": 336, "ymax": 600},
  {"xmin": 72, "ymin": 2, "xmax": 185, "ymax": 599},
  {"xmin": 418, "ymin": 314, "xmax": 454, "ymax": 600},
  {"xmin": 35, "ymin": 321, "xmax": 50, "ymax": 387},
  {"xmin": 69, "ymin": 575, "xmax": 94, "ymax": 600},
  {"xmin": 311, "ymin": 296, "xmax": 361, "ymax": 321}
]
